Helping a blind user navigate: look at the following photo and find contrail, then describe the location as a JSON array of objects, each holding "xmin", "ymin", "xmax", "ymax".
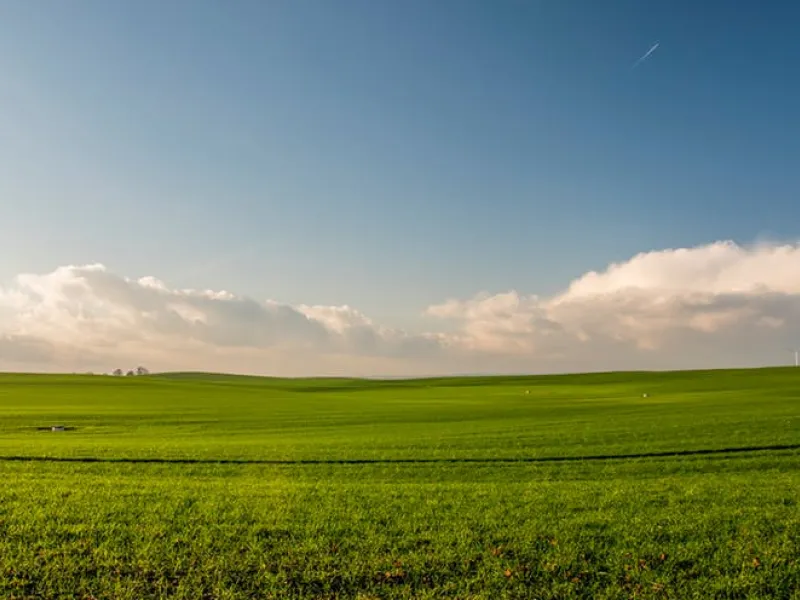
[{"xmin": 632, "ymin": 42, "xmax": 659, "ymax": 68}]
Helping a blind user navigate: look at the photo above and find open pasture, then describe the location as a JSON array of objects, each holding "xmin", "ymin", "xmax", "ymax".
[{"xmin": 0, "ymin": 368, "xmax": 798, "ymax": 598}]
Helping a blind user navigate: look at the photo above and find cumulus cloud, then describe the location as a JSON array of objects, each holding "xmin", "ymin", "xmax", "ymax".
[
  {"xmin": 426, "ymin": 241, "xmax": 800, "ymax": 370},
  {"xmin": 0, "ymin": 263, "xmax": 445, "ymax": 375},
  {"xmin": 1, "ymin": 240, "xmax": 799, "ymax": 375}
]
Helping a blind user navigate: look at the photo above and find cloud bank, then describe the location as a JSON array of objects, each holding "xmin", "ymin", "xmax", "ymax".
[{"xmin": 2, "ymin": 241, "xmax": 800, "ymax": 376}]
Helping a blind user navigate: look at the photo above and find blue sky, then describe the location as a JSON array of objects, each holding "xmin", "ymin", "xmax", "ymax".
[{"xmin": 2, "ymin": 1, "xmax": 800, "ymax": 375}]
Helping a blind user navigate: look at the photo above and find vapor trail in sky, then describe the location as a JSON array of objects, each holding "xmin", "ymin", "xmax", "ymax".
[{"xmin": 633, "ymin": 42, "xmax": 660, "ymax": 68}]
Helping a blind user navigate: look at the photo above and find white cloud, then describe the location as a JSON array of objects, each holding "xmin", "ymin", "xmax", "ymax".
[
  {"xmin": 1, "ymin": 240, "xmax": 800, "ymax": 375},
  {"xmin": 561, "ymin": 241, "xmax": 800, "ymax": 298},
  {"xmin": 426, "ymin": 241, "xmax": 800, "ymax": 370},
  {"xmin": 0, "ymin": 263, "xmax": 445, "ymax": 375}
]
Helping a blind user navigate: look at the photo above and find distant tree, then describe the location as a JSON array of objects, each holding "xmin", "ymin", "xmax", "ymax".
[
  {"xmin": 135, "ymin": 366, "xmax": 149, "ymax": 376},
  {"xmin": 126, "ymin": 370, "xmax": 135, "ymax": 377},
  {"xmin": 112, "ymin": 368, "xmax": 123, "ymax": 377}
]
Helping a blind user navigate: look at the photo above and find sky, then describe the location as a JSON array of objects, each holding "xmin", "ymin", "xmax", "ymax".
[{"xmin": 2, "ymin": 0, "xmax": 800, "ymax": 376}]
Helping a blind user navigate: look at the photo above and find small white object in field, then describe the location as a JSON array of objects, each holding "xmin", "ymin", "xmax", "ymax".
[
  {"xmin": 642, "ymin": 393, "xmax": 648, "ymax": 398},
  {"xmin": 51, "ymin": 425, "xmax": 65, "ymax": 432},
  {"xmin": 525, "ymin": 390, "xmax": 530, "ymax": 395}
]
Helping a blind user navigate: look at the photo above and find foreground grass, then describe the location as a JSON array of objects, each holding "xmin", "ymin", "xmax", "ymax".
[{"xmin": 0, "ymin": 368, "xmax": 798, "ymax": 598}]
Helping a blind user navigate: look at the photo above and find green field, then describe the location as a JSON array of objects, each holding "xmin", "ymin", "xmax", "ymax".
[{"xmin": 0, "ymin": 368, "xmax": 798, "ymax": 599}]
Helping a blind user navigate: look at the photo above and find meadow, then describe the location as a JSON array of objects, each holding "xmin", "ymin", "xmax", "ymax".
[{"xmin": 0, "ymin": 368, "xmax": 798, "ymax": 599}]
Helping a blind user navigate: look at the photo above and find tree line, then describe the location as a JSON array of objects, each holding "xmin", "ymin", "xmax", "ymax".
[{"xmin": 110, "ymin": 366, "xmax": 150, "ymax": 377}]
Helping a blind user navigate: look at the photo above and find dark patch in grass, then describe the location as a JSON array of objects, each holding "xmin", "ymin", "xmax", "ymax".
[
  {"xmin": 1, "ymin": 443, "xmax": 798, "ymax": 466},
  {"xmin": 32, "ymin": 426, "xmax": 77, "ymax": 432}
]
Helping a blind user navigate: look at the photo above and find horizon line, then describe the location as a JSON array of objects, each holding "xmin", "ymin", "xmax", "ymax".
[{"xmin": 0, "ymin": 364, "xmax": 798, "ymax": 382}]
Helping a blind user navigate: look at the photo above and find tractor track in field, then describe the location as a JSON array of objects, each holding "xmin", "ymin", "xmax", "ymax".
[{"xmin": 0, "ymin": 443, "xmax": 798, "ymax": 465}]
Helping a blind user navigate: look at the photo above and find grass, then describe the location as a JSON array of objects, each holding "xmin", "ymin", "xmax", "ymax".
[{"xmin": 0, "ymin": 367, "xmax": 798, "ymax": 598}]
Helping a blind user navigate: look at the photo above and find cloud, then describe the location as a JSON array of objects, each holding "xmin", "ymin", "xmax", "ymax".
[
  {"xmin": 1, "ymin": 240, "xmax": 799, "ymax": 375},
  {"xmin": 426, "ymin": 241, "xmax": 800, "ymax": 371},
  {"xmin": 0, "ymin": 334, "xmax": 56, "ymax": 365},
  {"xmin": 0, "ymin": 263, "xmax": 445, "ymax": 375}
]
